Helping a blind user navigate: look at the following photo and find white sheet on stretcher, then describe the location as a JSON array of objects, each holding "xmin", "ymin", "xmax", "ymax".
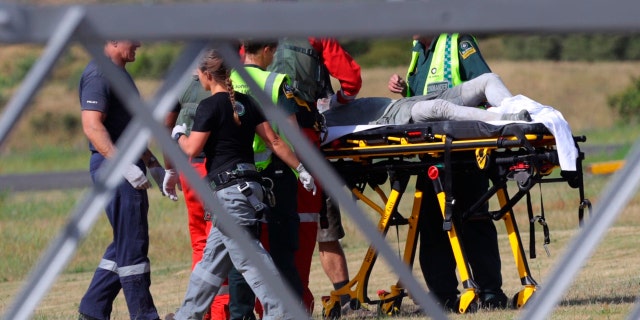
[
  {"xmin": 489, "ymin": 94, "xmax": 578, "ymax": 171},
  {"xmin": 322, "ymin": 95, "xmax": 578, "ymax": 172}
]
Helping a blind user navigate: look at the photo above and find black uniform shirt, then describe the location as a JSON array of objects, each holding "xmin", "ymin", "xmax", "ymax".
[{"xmin": 191, "ymin": 91, "xmax": 266, "ymax": 179}]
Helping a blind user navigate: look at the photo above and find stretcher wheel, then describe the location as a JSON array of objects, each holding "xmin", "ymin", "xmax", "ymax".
[
  {"xmin": 321, "ymin": 295, "xmax": 342, "ymax": 320},
  {"xmin": 377, "ymin": 297, "xmax": 402, "ymax": 316},
  {"xmin": 321, "ymin": 304, "xmax": 341, "ymax": 320},
  {"xmin": 457, "ymin": 297, "xmax": 481, "ymax": 314},
  {"xmin": 512, "ymin": 289, "xmax": 535, "ymax": 309},
  {"xmin": 512, "ymin": 292, "xmax": 521, "ymax": 309}
]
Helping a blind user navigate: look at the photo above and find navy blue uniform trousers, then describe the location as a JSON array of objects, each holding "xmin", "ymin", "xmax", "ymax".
[{"xmin": 79, "ymin": 153, "xmax": 158, "ymax": 320}]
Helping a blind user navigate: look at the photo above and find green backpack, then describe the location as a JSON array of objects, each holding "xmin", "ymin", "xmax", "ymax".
[
  {"xmin": 176, "ymin": 76, "xmax": 210, "ymax": 135},
  {"xmin": 267, "ymin": 38, "xmax": 334, "ymax": 105}
]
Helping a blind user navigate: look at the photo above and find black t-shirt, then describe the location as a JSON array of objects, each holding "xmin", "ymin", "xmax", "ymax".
[{"xmin": 191, "ymin": 91, "xmax": 266, "ymax": 179}]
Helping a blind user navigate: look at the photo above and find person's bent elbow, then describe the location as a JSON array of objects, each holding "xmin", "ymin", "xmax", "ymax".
[{"xmin": 267, "ymin": 135, "xmax": 284, "ymax": 150}]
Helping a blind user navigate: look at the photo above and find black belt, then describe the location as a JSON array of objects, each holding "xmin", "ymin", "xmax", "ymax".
[
  {"xmin": 209, "ymin": 164, "xmax": 261, "ymax": 191},
  {"xmin": 210, "ymin": 178, "xmax": 242, "ymax": 191}
]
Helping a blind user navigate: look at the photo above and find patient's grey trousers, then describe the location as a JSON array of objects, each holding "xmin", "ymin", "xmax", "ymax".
[{"xmin": 324, "ymin": 73, "xmax": 513, "ymax": 126}]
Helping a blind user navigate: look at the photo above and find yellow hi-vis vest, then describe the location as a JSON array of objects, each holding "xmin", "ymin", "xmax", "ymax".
[
  {"xmin": 230, "ymin": 67, "xmax": 289, "ymax": 171},
  {"xmin": 406, "ymin": 33, "xmax": 463, "ymax": 97}
]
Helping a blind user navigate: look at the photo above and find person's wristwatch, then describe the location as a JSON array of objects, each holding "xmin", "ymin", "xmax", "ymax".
[{"xmin": 173, "ymin": 132, "xmax": 185, "ymax": 141}]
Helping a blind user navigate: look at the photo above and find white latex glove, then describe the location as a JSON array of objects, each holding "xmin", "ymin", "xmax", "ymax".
[
  {"xmin": 162, "ymin": 169, "xmax": 180, "ymax": 201},
  {"xmin": 316, "ymin": 97, "xmax": 331, "ymax": 113},
  {"xmin": 124, "ymin": 164, "xmax": 151, "ymax": 189},
  {"xmin": 296, "ymin": 163, "xmax": 317, "ymax": 195},
  {"xmin": 172, "ymin": 123, "xmax": 187, "ymax": 140},
  {"xmin": 148, "ymin": 166, "xmax": 165, "ymax": 191}
]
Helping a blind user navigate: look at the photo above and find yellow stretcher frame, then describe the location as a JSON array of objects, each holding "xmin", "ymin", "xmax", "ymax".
[{"xmin": 318, "ymin": 121, "xmax": 589, "ymax": 318}]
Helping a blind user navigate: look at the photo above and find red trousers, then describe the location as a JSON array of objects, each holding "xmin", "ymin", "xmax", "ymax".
[
  {"xmin": 180, "ymin": 160, "xmax": 230, "ymax": 320},
  {"xmin": 295, "ymin": 128, "xmax": 323, "ymax": 313}
]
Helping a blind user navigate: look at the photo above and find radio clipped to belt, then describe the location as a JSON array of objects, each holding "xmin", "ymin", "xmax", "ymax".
[{"xmin": 261, "ymin": 176, "xmax": 276, "ymax": 208}]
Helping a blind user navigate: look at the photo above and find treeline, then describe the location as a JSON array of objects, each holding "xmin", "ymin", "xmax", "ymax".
[
  {"xmin": 499, "ymin": 34, "xmax": 640, "ymax": 61},
  {"xmin": 3, "ymin": 33, "xmax": 640, "ymax": 122},
  {"xmin": 127, "ymin": 33, "xmax": 640, "ymax": 77},
  {"xmin": 340, "ymin": 33, "xmax": 640, "ymax": 68}
]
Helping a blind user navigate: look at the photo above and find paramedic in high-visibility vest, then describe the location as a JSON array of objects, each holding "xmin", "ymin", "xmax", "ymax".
[
  {"xmin": 227, "ymin": 39, "xmax": 307, "ymax": 319},
  {"xmin": 267, "ymin": 37, "xmax": 361, "ymax": 315},
  {"xmin": 388, "ymin": 33, "xmax": 509, "ymax": 311}
]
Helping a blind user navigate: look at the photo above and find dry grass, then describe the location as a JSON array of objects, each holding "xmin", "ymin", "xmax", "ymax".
[{"xmin": 1, "ymin": 172, "xmax": 639, "ymax": 319}]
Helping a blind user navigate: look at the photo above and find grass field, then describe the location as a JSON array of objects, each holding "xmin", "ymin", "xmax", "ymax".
[
  {"xmin": 1, "ymin": 174, "xmax": 639, "ymax": 319},
  {"xmin": 2, "ymin": 55, "xmax": 640, "ymax": 319}
]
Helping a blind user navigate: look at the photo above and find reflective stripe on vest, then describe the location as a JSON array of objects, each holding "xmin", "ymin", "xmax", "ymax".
[
  {"xmin": 230, "ymin": 67, "xmax": 287, "ymax": 171},
  {"xmin": 407, "ymin": 33, "xmax": 463, "ymax": 97}
]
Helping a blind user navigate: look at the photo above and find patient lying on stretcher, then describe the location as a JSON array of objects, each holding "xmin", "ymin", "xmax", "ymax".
[
  {"xmin": 323, "ymin": 72, "xmax": 579, "ymax": 172},
  {"xmin": 323, "ymin": 73, "xmax": 531, "ymax": 126}
]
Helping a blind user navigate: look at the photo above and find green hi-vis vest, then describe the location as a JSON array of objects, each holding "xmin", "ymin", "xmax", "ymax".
[
  {"xmin": 230, "ymin": 67, "xmax": 288, "ymax": 171},
  {"xmin": 406, "ymin": 33, "xmax": 463, "ymax": 97}
]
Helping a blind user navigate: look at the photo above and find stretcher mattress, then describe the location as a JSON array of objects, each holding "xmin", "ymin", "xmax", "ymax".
[
  {"xmin": 325, "ymin": 120, "xmax": 550, "ymax": 143},
  {"xmin": 322, "ymin": 121, "xmax": 558, "ymax": 160}
]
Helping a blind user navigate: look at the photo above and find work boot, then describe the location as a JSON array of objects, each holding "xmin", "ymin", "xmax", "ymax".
[
  {"xmin": 501, "ymin": 109, "xmax": 532, "ymax": 122},
  {"xmin": 436, "ymin": 295, "xmax": 459, "ymax": 313},
  {"xmin": 78, "ymin": 314, "xmax": 100, "ymax": 320},
  {"xmin": 479, "ymin": 290, "xmax": 509, "ymax": 309}
]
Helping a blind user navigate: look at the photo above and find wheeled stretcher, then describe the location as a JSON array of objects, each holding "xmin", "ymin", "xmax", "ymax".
[{"xmin": 318, "ymin": 120, "xmax": 590, "ymax": 318}]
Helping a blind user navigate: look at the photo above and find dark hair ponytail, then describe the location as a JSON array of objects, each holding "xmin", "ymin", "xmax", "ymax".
[{"xmin": 199, "ymin": 49, "xmax": 241, "ymax": 126}]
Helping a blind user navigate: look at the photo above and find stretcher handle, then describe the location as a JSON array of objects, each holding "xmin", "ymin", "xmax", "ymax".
[
  {"xmin": 494, "ymin": 151, "xmax": 558, "ymax": 165},
  {"xmin": 573, "ymin": 135, "xmax": 587, "ymax": 143},
  {"xmin": 498, "ymin": 139, "xmax": 528, "ymax": 148}
]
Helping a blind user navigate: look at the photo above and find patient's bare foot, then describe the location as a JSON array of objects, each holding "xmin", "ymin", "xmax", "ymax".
[{"xmin": 501, "ymin": 109, "xmax": 532, "ymax": 122}]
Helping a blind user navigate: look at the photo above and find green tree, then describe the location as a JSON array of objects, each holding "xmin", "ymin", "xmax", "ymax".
[
  {"xmin": 127, "ymin": 42, "xmax": 181, "ymax": 78},
  {"xmin": 502, "ymin": 35, "xmax": 562, "ymax": 60},
  {"xmin": 607, "ymin": 77, "xmax": 640, "ymax": 123}
]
